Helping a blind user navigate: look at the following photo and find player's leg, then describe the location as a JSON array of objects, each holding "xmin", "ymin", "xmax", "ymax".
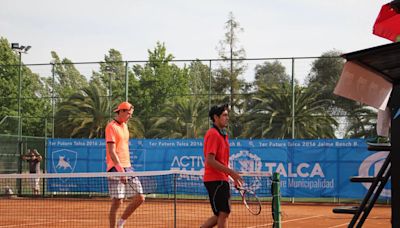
[
  {"xmin": 110, "ymin": 198, "xmax": 123, "ymax": 228},
  {"xmin": 200, "ymin": 215, "xmax": 218, "ymax": 228},
  {"xmin": 119, "ymin": 176, "xmax": 145, "ymax": 225},
  {"xmin": 120, "ymin": 193, "xmax": 145, "ymax": 219},
  {"xmin": 33, "ymin": 177, "xmax": 40, "ymax": 195},
  {"xmin": 217, "ymin": 211, "xmax": 229, "ymax": 228},
  {"xmin": 215, "ymin": 181, "xmax": 231, "ymax": 228},
  {"xmin": 108, "ymin": 173, "xmax": 125, "ymax": 228},
  {"xmin": 202, "ymin": 181, "xmax": 231, "ymax": 228}
]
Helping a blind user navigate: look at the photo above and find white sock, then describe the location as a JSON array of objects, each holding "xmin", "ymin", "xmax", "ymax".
[{"xmin": 117, "ymin": 218, "xmax": 126, "ymax": 226}]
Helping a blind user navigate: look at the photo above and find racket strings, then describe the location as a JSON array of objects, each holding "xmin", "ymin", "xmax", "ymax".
[{"xmin": 243, "ymin": 191, "xmax": 262, "ymax": 215}]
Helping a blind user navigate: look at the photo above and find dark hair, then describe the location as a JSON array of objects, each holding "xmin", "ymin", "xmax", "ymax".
[{"xmin": 208, "ymin": 104, "xmax": 229, "ymax": 122}]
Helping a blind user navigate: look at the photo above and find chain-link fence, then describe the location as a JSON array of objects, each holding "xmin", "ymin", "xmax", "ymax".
[{"xmin": 0, "ymin": 57, "xmax": 378, "ymax": 173}]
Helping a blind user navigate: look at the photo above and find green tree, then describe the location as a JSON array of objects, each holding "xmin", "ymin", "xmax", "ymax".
[
  {"xmin": 305, "ymin": 50, "xmax": 346, "ymax": 109},
  {"xmin": 242, "ymin": 84, "xmax": 337, "ymax": 139},
  {"xmin": 187, "ymin": 60, "xmax": 211, "ymax": 99},
  {"xmin": 343, "ymin": 106, "xmax": 376, "ymax": 138},
  {"xmin": 0, "ymin": 37, "xmax": 22, "ymax": 135},
  {"xmin": 131, "ymin": 42, "xmax": 190, "ymax": 136},
  {"xmin": 0, "ymin": 37, "xmax": 50, "ymax": 137},
  {"xmin": 50, "ymin": 51, "xmax": 89, "ymax": 100},
  {"xmin": 215, "ymin": 12, "xmax": 247, "ymax": 108},
  {"xmin": 146, "ymin": 99, "xmax": 208, "ymax": 138},
  {"xmin": 91, "ymin": 49, "xmax": 137, "ymax": 118},
  {"xmin": 214, "ymin": 12, "xmax": 248, "ymax": 137},
  {"xmin": 54, "ymin": 84, "xmax": 144, "ymax": 138},
  {"xmin": 305, "ymin": 50, "xmax": 374, "ymax": 138},
  {"xmin": 254, "ymin": 60, "xmax": 292, "ymax": 88}
]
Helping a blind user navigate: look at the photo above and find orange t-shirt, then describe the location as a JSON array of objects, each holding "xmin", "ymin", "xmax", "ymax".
[
  {"xmin": 105, "ymin": 120, "xmax": 131, "ymax": 171},
  {"xmin": 203, "ymin": 127, "xmax": 230, "ymax": 182}
]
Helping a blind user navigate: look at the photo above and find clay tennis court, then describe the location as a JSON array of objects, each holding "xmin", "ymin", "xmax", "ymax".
[{"xmin": 0, "ymin": 197, "xmax": 391, "ymax": 227}]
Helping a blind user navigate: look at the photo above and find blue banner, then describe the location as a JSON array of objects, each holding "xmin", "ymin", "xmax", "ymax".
[{"xmin": 47, "ymin": 139, "xmax": 391, "ymax": 199}]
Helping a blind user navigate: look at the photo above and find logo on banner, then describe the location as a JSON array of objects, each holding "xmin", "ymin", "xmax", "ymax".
[
  {"xmin": 359, "ymin": 152, "xmax": 390, "ymax": 197},
  {"xmin": 230, "ymin": 150, "xmax": 263, "ymax": 191},
  {"xmin": 52, "ymin": 149, "xmax": 77, "ymax": 173}
]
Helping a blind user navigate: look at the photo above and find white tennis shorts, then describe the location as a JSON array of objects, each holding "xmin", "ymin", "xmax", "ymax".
[
  {"xmin": 29, "ymin": 178, "xmax": 40, "ymax": 191},
  {"xmin": 108, "ymin": 176, "xmax": 143, "ymax": 199}
]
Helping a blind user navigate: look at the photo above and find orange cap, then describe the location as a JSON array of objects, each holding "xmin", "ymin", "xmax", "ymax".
[{"xmin": 113, "ymin": 101, "xmax": 133, "ymax": 112}]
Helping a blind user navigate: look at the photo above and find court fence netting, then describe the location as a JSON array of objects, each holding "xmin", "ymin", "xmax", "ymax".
[{"xmin": 0, "ymin": 170, "xmax": 281, "ymax": 228}]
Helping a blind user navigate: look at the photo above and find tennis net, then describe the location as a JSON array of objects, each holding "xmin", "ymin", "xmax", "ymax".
[{"xmin": 0, "ymin": 170, "xmax": 279, "ymax": 228}]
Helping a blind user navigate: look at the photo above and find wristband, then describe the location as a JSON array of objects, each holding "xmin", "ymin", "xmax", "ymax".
[{"xmin": 115, "ymin": 164, "xmax": 124, "ymax": 172}]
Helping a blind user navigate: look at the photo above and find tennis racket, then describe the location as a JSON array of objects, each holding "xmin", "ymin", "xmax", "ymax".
[{"xmin": 236, "ymin": 186, "xmax": 262, "ymax": 215}]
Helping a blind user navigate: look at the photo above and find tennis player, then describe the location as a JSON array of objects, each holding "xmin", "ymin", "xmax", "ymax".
[
  {"xmin": 21, "ymin": 149, "xmax": 42, "ymax": 195},
  {"xmin": 105, "ymin": 101, "xmax": 144, "ymax": 228},
  {"xmin": 201, "ymin": 104, "xmax": 243, "ymax": 228}
]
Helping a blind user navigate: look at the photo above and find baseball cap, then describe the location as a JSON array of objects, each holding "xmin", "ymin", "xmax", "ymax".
[{"xmin": 113, "ymin": 101, "xmax": 133, "ymax": 112}]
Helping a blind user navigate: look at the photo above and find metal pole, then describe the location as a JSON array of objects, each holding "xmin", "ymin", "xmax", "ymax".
[
  {"xmin": 51, "ymin": 63, "xmax": 55, "ymax": 138},
  {"xmin": 125, "ymin": 61, "xmax": 129, "ymax": 101},
  {"xmin": 109, "ymin": 71, "xmax": 112, "ymax": 119},
  {"xmin": 17, "ymin": 52, "xmax": 22, "ymax": 142},
  {"xmin": 291, "ymin": 58, "xmax": 295, "ymax": 139},
  {"xmin": 229, "ymin": 19, "xmax": 234, "ymax": 110},
  {"xmin": 43, "ymin": 118, "xmax": 47, "ymax": 195},
  {"xmin": 17, "ymin": 52, "xmax": 22, "ymax": 195},
  {"xmin": 173, "ymin": 174, "xmax": 177, "ymax": 228},
  {"xmin": 208, "ymin": 60, "xmax": 212, "ymax": 127}
]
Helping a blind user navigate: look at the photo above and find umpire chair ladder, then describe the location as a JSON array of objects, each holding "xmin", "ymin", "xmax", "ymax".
[{"xmin": 332, "ymin": 145, "xmax": 391, "ymax": 228}]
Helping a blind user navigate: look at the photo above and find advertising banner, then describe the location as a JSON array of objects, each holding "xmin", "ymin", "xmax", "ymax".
[{"xmin": 47, "ymin": 139, "xmax": 390, "ymax": 198}]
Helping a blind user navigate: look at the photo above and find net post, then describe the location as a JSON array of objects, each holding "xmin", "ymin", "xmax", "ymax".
[
  {"xmin": 272, "ymin": 172, "xmax": 281, "ymax": 228},
  {"xmin": 173, "ymin": 173, "xmax": 177, "ymax": 228}
]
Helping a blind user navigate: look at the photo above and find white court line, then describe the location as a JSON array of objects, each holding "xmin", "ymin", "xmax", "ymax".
[
  {"xmin": 246, "ymin": 215, "xmax": 323, "ymax": 228},
  {"xmin": 0, "ymin": 219, "xmax": 95, "ymax": 228},
  {"xmin": 327, "ymin": 222, "xmax": 350, "ymax": 228},
  {"xmin": 0, "ymin": 221, "xmax": 60, "ymax": 228}
]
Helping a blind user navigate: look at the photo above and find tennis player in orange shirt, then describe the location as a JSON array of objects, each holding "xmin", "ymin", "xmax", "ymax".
[{"xmin": 105, "ymin": 101, "xmax": 144, "ymax": 228}]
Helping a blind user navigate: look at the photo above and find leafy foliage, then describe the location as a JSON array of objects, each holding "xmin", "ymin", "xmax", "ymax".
[
  {"xmin": 146, "ymin": 99, "xmax": 208, "ymax": 138},
  {"xmin": 54, "ymin": 84, "xmax": 144, "ymax": 138},
  {"xmin": 241, "ymin": 84, "xmax": 337, "ymax": 139},
  {"xmin": 254, "ymin": 60, "xmax": 292, "ymax": 88},
  {"xmin": 131, "ymin": 42, "xmax": 190, "ymax": 135},
  {"xmin": 0, "ymin": 38, "xmax": 50, "ymax": 136}
]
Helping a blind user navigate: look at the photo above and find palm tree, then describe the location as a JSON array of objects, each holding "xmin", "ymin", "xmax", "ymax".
[
  {"xmin": 241, "ymin": 84, "xmax": 337, "ymax": 139},
  {"xmin": 55, "ymin": 84, "xmax": 144, "ymax": 138},
  {"xmin": 146, "ymin": 99, "xmax": 208, "ymax": 138},
  {"xmin": 343, "ymin": 106, "xmax": 376, "ymax": 138}
]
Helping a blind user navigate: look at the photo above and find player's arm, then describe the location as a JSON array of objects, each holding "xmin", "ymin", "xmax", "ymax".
[
  {"xmin": 33, "ymin": 150, "xmax": 42, "ymax": 161},
  {"xmin": 21, "ymin": 153, "xmax": 29, "ymax": 161},
  {"xmin": 205, "ymin": 153, "xmax": 243, "ymax": 187},
  {"xmin": 107, "ymin": 142, "xmax": 127, "ymax": 183},
  {"xmin": 107, "ymin": 142, "xmax": 124, "ymax": 172}
]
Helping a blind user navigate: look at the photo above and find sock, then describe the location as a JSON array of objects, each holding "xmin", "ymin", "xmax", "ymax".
[{"xmin": 117, "ymin": 218, "xmax": 126, "ymax": 226}]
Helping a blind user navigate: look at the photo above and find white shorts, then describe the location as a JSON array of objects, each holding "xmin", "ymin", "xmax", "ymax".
[
  {"xmin": 29, "ymin": 178, "xmax": 40, "ymax": 191},
  {"xmin": 108, "ymin": 176, "xmax": 143, "ymax": 199}
]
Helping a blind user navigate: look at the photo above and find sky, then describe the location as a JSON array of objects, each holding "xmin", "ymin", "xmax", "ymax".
[{"xmin": 0, "ymin": 0, "xmax": 393, "ymax": 82}]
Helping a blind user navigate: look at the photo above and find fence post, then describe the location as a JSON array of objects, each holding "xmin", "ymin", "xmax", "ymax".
[
  {"xmin": 125, "ymin": 61, "xmax": 129, "ymax": 101},
  {"xmin": 272, "ymin": 172, "xmax": 281, "ymax": 228},
  {"xmin": 291, "ymin": 58, "xmax": 295, "ymax": 139}
]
